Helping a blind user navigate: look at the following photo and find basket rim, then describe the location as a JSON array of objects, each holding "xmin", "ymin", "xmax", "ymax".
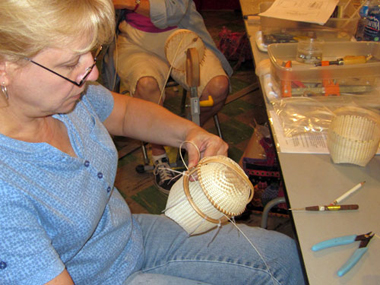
[
  {"xmin": 180, "ymin": 156, "xmax": 254, "ymax": 223},
  {"xmin": 197, "ymin": 156, "xmax": 254, "ymax": 216},
  {"xmin": 183, "ymin": 168, "xmax": 229, "ymax": 224},
  {"xmin": 328, "ymin": 116, "xmax": 380, "ymax": 143}
]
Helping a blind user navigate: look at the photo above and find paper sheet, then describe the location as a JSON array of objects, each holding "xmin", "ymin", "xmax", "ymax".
[
  {"xmin": 259, "ymin": 0, "xmax": 340, "ymax": 25},
  {"xmin": 269, "ymin": 110, "xmax": 330, "ymax": 153}
]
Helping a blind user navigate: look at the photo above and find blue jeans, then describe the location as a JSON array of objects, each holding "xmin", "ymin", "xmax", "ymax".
[{"xmin": 126, "ymin": 214, "xmax": 305, "ymax": 285}]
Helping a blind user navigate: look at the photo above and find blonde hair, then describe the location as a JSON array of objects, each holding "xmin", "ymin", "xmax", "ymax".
[{"xmin": 0, "ymin": 0, "xmax": 115, "ymax": 63}]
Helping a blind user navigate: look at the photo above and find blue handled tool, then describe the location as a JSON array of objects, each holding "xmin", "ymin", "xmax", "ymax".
[{"xmin": 312, "ymin": 232, "xmax": 374, "ymax": 277}]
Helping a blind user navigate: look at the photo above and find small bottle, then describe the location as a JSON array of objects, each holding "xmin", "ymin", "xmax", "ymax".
[
  {"xmin": 355, "ymin": 0, "xmax": 371, "ymax": 40},
  {"xmin": 361, "ymin": 0, "xmax": 371, "ymax": 17},
  {"xmin": 363, "ymin": 0, "xmax": 380, "ymax": 41}
]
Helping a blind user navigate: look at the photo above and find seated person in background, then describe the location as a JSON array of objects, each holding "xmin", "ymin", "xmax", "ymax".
[
  {"xmin": 0, "ymin": 0, "xmax": 304, "ymax": 284},
  {"xmin": 112, "ymin": 0, "xmax": 232, "ymax": 194}
]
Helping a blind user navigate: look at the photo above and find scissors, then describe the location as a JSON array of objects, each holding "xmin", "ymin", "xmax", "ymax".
[{"xmin": 312, "ymin": 232, "xmax": 374, "ymax": 277}]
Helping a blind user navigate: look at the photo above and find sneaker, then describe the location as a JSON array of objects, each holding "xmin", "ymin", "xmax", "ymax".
[{"xmin": 153, "ymin": 157, "xmax": 179, "ymax": 195}]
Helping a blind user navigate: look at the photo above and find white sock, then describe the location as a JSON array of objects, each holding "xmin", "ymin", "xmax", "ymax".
[{"xmin": 152, "ymin": 153, "xmax": 168, "ymax": 163}]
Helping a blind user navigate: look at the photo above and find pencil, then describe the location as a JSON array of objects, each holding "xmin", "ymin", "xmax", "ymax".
[{"xmin": 331, "ymin": 181, "xmax": 366, "ymax": 205}]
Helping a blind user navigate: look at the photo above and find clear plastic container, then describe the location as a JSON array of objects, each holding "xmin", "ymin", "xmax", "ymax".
[
  {"xmin": 296, "ymin": 38, "xmax": 324, "ymax": 64},
  {"xmin": 267, "ymin": 41, "xmax": 380, "ymax": 97}
]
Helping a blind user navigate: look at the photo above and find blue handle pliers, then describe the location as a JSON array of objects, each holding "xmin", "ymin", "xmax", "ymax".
[{"xmin": 312, "ymin": 231, "xmax": 374, "ymax": 277}]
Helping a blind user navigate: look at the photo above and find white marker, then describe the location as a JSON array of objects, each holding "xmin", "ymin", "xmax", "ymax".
[{"xmin": 331, "ymin": 181, "xmax": 366, "ymax": 205}]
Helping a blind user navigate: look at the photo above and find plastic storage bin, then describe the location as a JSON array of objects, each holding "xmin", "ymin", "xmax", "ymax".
[
  {"xmin": 267, "ymin": 41, "xmax": 380, "ymax": 97},
  {"xmin": 259, "ymin": 0, "xmax": 360, "ymax": 44}
]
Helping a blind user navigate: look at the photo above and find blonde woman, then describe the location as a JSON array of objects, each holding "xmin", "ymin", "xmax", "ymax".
[{"xmin": 0, "ymin": 0, "xmax": 304, "ymax": 284}]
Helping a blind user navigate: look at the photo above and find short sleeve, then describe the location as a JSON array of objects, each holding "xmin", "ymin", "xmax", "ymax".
[
  {"xmin": 0, "ymin": 186, "xmax": 65, "ymax": 284},
  {"xmin": 84, "ymin": 82, "xmax": 115, "ymax": 122}
]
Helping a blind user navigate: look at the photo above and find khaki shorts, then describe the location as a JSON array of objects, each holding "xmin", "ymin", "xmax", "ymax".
[{"xmin": 115, "ymin": 21, "xmax": 227, "ymax": 99}]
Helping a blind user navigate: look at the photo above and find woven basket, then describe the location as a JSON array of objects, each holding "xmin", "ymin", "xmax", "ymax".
[
  {"xmin": 165, "ymin": 155, "xmax": 254, "ymax": 235},
  {"xmin": 165, "ymin": 29, "xmax": 205, "ymax": 72},
  {"xmin": 327, "ymin": 107, "xmax": 380, "ymax": 167}
]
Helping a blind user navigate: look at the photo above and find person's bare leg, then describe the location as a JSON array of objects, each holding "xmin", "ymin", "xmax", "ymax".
[
  {"xmin": 199, "ymin": 75, "xmax": 229, "ymax": 126},
  {"xmin": 134, "ymin": 76, "xmax": 166, "ymax": 157},
  {"xmin": 133, "ymin": 76, "xmax": 178, "ymax": 194}
]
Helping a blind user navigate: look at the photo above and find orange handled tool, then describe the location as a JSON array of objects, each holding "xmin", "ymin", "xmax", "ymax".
[{"xmin": 319, "ymin": 55, "xmax": 368, "ymax": 66}]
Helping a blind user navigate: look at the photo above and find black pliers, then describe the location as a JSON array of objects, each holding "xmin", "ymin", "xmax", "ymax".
[{"xmin": 312, "ymin": 232, "xmax": 374, "ymax": 277}]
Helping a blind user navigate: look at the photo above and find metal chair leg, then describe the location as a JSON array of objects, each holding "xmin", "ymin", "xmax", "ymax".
[
  {"xmin": 141, "ymin": 142, "xmax": 150, "ymax": 165},
  {"xmin": 260, "ymin": 197, "xmax": 286, "ymax": 229},
  {"xmin": 213, "ymin": 114, "xmax": 223, "ymax": 139}
]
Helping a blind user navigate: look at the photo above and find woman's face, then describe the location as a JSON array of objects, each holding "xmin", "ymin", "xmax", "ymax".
[{"xmin": 6, "ymin": 44, "xmax": 99, "ymax": 118}]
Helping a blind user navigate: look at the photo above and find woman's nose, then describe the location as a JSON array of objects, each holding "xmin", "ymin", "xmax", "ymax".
[{"xmin": 87, "ymin": 65, "xmax": 99, "ymax": 82}]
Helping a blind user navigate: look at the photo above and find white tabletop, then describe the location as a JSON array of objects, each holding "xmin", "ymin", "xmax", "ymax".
[
  {"xmin": 239, "ymin": 1, "xmax": 380, "ymax": 283},
  {"xmin": 279, "ymin": 153, "xmax": 380, "ymax": 284}
]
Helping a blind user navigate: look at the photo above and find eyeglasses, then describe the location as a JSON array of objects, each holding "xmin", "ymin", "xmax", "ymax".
[{"xmin": 26, "ymin": 46, "xmax": 103, "ymax": 87}]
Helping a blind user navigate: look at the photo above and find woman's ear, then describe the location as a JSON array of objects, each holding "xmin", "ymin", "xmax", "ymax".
[
  {"xmin": 0, "ymin": 61, "xmax": 9, "ymax": 85},
  {"xmin": 0, "ymin": 61, "xmax": 12, "ymax": 86},
  {"xmin": 0, "ymin": 61, "xmax": 10, "ymax": 103}
]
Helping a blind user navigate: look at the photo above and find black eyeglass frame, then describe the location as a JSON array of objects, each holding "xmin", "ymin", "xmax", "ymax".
[{"xmin": 26, "ymin": 46, "xmax": 103, "ymax": 87}]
